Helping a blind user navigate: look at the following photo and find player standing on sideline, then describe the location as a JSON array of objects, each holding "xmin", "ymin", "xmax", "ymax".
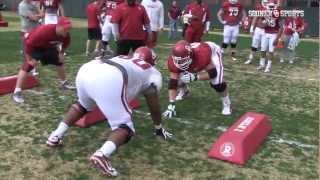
[
  {"xmin": 245, "ymin": 0, "xmax": 268, "ymax": 65},
  {"xmin": 100, "ymin": 0, "xmax": 124, "ymax": 56},
  {"xmin": 167, "ymin": 0, "xmax": 181, "ymax": 40},
  {"xmin": 40, "ymin": 0, "xmax": 64, "ymax": 25},
  {"xmin": 258, "ymin": 0, "xmax": 282, "ymax": 72},
  {"xmin": 182, "ymin": 0, "xmax": 211, "ymax": 43},
  {"xmin": 86, "ymin": 0, "xmax": 102, "ymax": 56},
  {"xmin": 141, "ymin": 0, "xmax": 164, "ymax": 49},
  {"xmin": 12, "ymin": 17, "xmax": 75, "ymax": 104},
  {"xmin": 18, "ymin": 0, "xmax": 44, "ymax": 76},
  {"xmin": 111, "ymin": 0, "xmax": 151, "ymax": 55},
  {"xmin": 46, "ymin": 47, "xmax": 172, "ymax": 177},
  {"xmin": 279, "ymin": 13, "xmax": 305, "ymax": 64},
  {"xmin": 217, "ymin": 0, "xmax": 246, "ymax": 61},
  {"xmin": 163, "ymin": 40, "xmax": 232, "ymax": 118}
]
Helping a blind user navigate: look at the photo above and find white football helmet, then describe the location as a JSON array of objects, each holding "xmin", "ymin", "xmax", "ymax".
[
  {"xmin": 261, "ymin": 0, "xmax": 269, "ymax": 7},
  {"xmin": 229, "ymin": 0, "xmax": 238, "ymax": 4}
]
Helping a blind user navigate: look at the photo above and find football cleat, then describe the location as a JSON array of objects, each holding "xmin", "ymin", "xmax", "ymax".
[
  {"xmin": 231, "ymin": 56, "xmax": 237, "ymax": 61},
  {"xmin": 264, "ymin": 67, "xmax": 271, "ymax": 73},
  {"xmin": 90, "ymin": 154, "xmax": 118, "ymax": 177},
  {"xmin": 289, "ymin": 60, "xmax": 294, "ymax": 64},
  {"xmin": 46, "ymin": 135, "xmax": 63, "ymax": 147},
  {"xmin": 244, "ymin": 59, "xmax": 252, "ymax": 64},
  {"xmin": 257, "ymin": 65, "xmax": 265, "ymax": 70},
  {"xmin": 60, "ymin": 80, "xmax": 76, "ymax": 90},
  {"xmin": 280, "ymin": 59, "xmax": 284, "ymax": 63},
  {"xmin": 12, "ymin": 91, "xmax": 24, "ymax": 104},
  {"xmin": 175, "ymin": 88, "xmax": 190, "ymax": 101}
]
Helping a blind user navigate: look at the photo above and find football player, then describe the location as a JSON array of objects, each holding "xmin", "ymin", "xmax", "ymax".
[
  {"xmin": 46, "ymin": 47, "xmax": 172, "ymax": 177},
  {"xmin": 40, "ymin": 0, "xmax": 64, "ymax": 25},
  {"xmin": 182, "ymin": 0, "xmax": 211, "ymax": 43},
  {"xmin": 217, "ymin": 0, "xmax": 246, "ymax": 61},
  {"xmin": 163, "ymin": 40, "xmax": 232, "ymax": 118},
  {"xmin": 100, "ymin": 0, "xmax": 124, "ymax": 55},
  {"xmin": 258, "ymin": 0, "xmax": 282, "ymax": 72},
  {"xmin": 245, "ymin": 0, "xmax": 268, "ymax": 65},
  {"xmin": 279, "ymin": 12, "xmax": 305, "ymax": 64}
]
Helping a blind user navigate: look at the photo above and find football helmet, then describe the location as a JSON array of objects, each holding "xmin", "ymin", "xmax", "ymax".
[
  {"xmin": 133, "ymin": 47, "xmax": 157, "ymax": 65},
  {"xmin": 229, "ymin": 0, "xmax": 238, "ymax": 4},
  {"xmin": 172, "ymin": 40, "xmax": 193, "ymax": 71},
  {"xmin": 266, "ymin": 0, "xmax": 278, "ymax": 10},
  {"xmin": 261, "ymin": 0, "xmax": 269, "ymax": 7}
]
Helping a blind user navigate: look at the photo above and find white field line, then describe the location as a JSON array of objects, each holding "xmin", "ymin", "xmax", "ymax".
[{"xmin": 134, "ymin": 110, "xmax": 318, "ymax": 150}]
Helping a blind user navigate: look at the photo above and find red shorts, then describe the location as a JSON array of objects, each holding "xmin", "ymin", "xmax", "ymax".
[
  {"xmin": 184, "ymin": 26, "xmax": 204, "ymax": 43},
  {"xmin": 145, "ymin": 31, "xmax": 158, "ymax": 48}
]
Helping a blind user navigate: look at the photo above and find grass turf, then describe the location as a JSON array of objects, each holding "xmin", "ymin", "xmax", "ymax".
[{"xmin": 0, "ymin": 12, "xmax": 319, "ymax": 180}]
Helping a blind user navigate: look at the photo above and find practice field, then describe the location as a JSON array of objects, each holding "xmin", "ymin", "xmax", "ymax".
[{"xmin": 0, "ymin": 12, "xmax": 319, "ymax": 180}]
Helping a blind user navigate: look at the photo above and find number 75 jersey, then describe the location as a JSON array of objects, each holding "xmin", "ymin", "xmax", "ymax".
[
  {"xmin": 222, "ymin": 1, "xmax": 244, "ymax": 25},
  {"xmin": 108, "ymin": 56, "xmax": 162, "ymax": 100}
]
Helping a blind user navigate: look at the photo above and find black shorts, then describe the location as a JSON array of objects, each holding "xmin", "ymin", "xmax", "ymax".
[
  {"xmin": 31, "ymin": 47, "xmax": 62, "ymax": 66},
  {"xmin": 88, "ymin": 28, "xmax": 102, "ymax": 40},
  {"xmin": 116, "ymin": 40, "xmax": 145, "ymax": 56}
]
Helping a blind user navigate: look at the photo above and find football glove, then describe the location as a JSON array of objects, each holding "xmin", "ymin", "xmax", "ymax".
[
  {"xmin": 180, "ymin": 72, "xmax": 198, "ymax": 84},
  {"xmin": 162, "ymin": 103, "xmax": 176, "ymax": 118},
  {"xmin": 154, "ymin": 126, "xmax": 173, "ymax": 140}
]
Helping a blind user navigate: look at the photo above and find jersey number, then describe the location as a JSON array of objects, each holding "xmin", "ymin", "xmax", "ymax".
[
  {"xmin": 133, "ymin": 59, "xmax": 152, "ymax": 70},
  {"xmin": 228, "ymin": 7, "xmax": 239, "ymax": 16},
  {"xmin": 266, "ymin": 18, "xmax": 276, "ymax": 27}
]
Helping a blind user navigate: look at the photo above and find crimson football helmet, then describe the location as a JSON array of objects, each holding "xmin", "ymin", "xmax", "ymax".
[
  {"xmin": 172, "ymin": 40, "xmax": 193, "ymax": 71},
  {"xmin": 133, "ymin": 47, "xmax": 157, "ymax": 65}
]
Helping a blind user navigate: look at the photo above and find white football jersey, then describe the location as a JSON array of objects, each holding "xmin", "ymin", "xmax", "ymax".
[{"xmin": 108, "ymin": 56, "xmax": 162, "ymax": 101}]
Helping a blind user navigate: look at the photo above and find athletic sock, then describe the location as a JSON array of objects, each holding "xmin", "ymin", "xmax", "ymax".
[
  {"xmin": 52, "ymin": 122, "xmax": 69, "ymax": 138},
  {"xmin": 96, "ymin": 141, "xmax": 117, "ymax": 158},
  {"xmin": 260, "ymin": 58, "xmax": 266, "ymax": 66},
  {"xmin": 249, "ymin": 53, "xmax": 253, "ymax": 60}
]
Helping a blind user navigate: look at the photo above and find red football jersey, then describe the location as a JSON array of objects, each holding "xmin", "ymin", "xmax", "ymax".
[
  {"xmin": 105, "ymin": 0, "xmax": 124, "ymax": 16},
  {"xmin": 111, "ymin": 3, "xmax": 150, "ymax": 40},
  {"xmin": 254, "ymin": 3, "xmax": 267, "ymax": 28},
  {"xmin": 168, "ymin": 42, "xmax": 212, "ymax": 74},
  {"xmin": 221, "ymin": 2, "xmax": 243, "ymax": 25},
  {"xmin": 284, "ymin": 17, "xmax": 305, "ymax": 35},
  {"xmin": 25, "ymin": 24, "xmax": 70, "ymax": 54},
  {"xmin": 87, "ymin": 2, "xmax": 100, "ymax": 28},
  {"xmin": 40, "ymin": 0, "xmax": 61, "ymax": 10},
  {"xmin": 263, "ymin": 9, "xmax": 281, "ymax": 34},
  {"xmin": 184, "ymin": 2, "xmax": 210, "ymax": 29}
]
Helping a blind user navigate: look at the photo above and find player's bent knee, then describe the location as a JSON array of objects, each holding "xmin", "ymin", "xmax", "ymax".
[
  {"xmin": 71, "ymin": 102, "xmax": 88, "ymax": 114},
  {"xmin": 118, "ymin": 124, "xmax": 134, "ymax": 143},
  {"xmin": 210, "ymin": 82, "xmax": 227, "ymax": 93},
  {"xmin": 251, "ymin": 47, "xmax": 258, "ymax": 52}
]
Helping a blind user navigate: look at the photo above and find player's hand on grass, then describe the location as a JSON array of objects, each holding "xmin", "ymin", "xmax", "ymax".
[
  {"xmin": 154, "ymin": 125, "xmax": 173, "ymax": 140},
  {"xmin": 180, "ymin": 72, "xmax": 197, "ymax": 84},
  {"xmin": 162, "ymin": 103, "xmax": 176, "ymax": 118}
]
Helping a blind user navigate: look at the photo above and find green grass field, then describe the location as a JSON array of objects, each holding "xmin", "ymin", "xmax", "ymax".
[{"xmin": 0, "ymin": 12, "xmax": 319, "ymax": 180}]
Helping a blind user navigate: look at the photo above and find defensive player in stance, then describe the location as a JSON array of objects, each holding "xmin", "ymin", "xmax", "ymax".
[
  {"xmin": 245, "ymin": 0, "xmax": 268, "ymax": 65},
  {"xmin": 279, "ymin": 13, "xmax": 305, "ymax": 64},
  {"xmin": 163, "ymin": 40, "xmax": 232, "ymax": 118},
  {"xmin": 217, "ymin": 0, "xmax": 246, "ymax": 61},
  {"xmin": 46, "ymin": 47, "xmax": 172, "ymax": 177},
  {"xmin": 40, "ymin": 0, "xmax": 64, "ymax": 25},
  {"xmin": 13, "ymin": 17, "xmax": 75, "ymax": 103},
  {"xmin": 182, "ymin": 0, "xmax": 210, "ymax": 43},
  {"xmin": 258, "ymin": 0, "xmax": 282, "ymax": 72}
]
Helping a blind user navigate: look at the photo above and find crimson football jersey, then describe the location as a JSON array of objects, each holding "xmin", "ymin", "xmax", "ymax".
[
  {"xmin": 25, "ymin": 24, "xmax": 70, "ymax": 54},
  {"xmin": 105, "ymin": 0, "xmax": 124, "ymax": 16},
  {"xmin": 184, "ymin": 2, "xmax": 210, "ymax": 29},
  {"xmin": 221, "ymin": 1, "xmax": 243, "ymax": 25},
  {"xmin": 283, "ymin": 17, "xmax": 304, "ymax": 35},
  {"xmin": 168, "ymin": 42, "xmax": 212, "ymax": 74},
  {"xmin": 263, "ymin": 9, "xmax": 281, "ymax": 34},
  {"xmin": 254, "ymin": 2, "xmax": 267, "ymax": 28}
]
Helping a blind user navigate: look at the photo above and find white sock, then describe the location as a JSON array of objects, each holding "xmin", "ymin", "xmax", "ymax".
[
  {"xmin": 222, "ymin": 95, "xmax": 231, "ymax": 106},
  {"xmin": 52, "ymin": 122, "xmax": 69, "ymax": 138},
  {"xmin": 14, "ymin": 88, "xmax": 22, "ymax": 94},
  {"xmin": 59, "ymin": 80, "xmax": 67, "ymax": 85},
  {"xmin": 267, "ymin": 60, "xmax": 272, "ymax": 68},
  {"xmin": 260, "ymin": 58, "xmax": 266, "ymax": 66},
  {"xmin": 249, "ymin": 53, "xmax": 253, "ymax": 60},
  {"xmin": 96, "ymin": 141, "xmax": 117, "ymax": 158}
]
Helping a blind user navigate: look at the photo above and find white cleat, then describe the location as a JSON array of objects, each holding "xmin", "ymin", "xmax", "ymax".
[
  {"xmin": 222, "ymin": 106, "xmax": 232, "ymax": 115},
  {"xmin": 289, "ymin": 60, "xmax": 294, "ymax": 64},
  {"xmin": 264, "ymin": 67, "xmax": 271, "ymax": 73},
  {"xmin": 280, "ymin": 59, "xmax": 284, "ymax": 63},
  {"xmin": 90, "ymin": 154, "xmax": 118, "ymax": 177},
  {"xmin": 175, "ymin": 89, "xmax": 190, "ymax": 101},
  {"xmin": 46, "ymin": 135, "xmax": 63, "ymax": 147},
  {"xmin": 231, "ymin": 57, "xmax": 237, "ymax": 61},
  {"xmin": 12, "ymin": 91, "xmax": 24, "ymax": 103},
  {"xmin": 61, "ymin": 81, "xmax": 76, "ymax": 90},
  {"xmin": 257, "ymin": 65, "xmax": 265, "ymax": 71},
  {"xmin": 244, "ymin": 59, "xmax": 252, "ymax": 65}
]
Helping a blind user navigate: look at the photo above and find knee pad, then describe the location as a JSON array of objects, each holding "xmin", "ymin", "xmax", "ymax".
[
  {"xmin": 231, "ymin": 43, "xmax": 237, "ymax": 48},
  {"xmin": 71, "ymin": 102, "xmax": 88, "ymax": 114},
  {"xmin": 118, "ymin": 124, "xmax": 134, "ymax": 143},
  {"xmin": 221, "ymin": 43, "xmax": 228, "ymax": 49},
  {"xmin": 251, "ymin": 47, "xmax": 258, "ymax": 52},
  {"xmin": 210, "ymin": 82, "xmax": 227, "ymax": 93}
]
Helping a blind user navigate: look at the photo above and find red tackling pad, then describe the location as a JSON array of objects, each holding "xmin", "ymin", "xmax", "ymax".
[
  {"xmin": 208, "ymin": 112, "xmax": 272, "ymax": 165},
  {"xmin": 74, "ymin": 99, "xmax": 140, "ymax": 128},
  {"xmin": 0, "ymin": 12, "xmax": 8, "ymax": 27},
  {"xmin": 0, "ymin": 74, "xmax": 39, "ymax": 95}
]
